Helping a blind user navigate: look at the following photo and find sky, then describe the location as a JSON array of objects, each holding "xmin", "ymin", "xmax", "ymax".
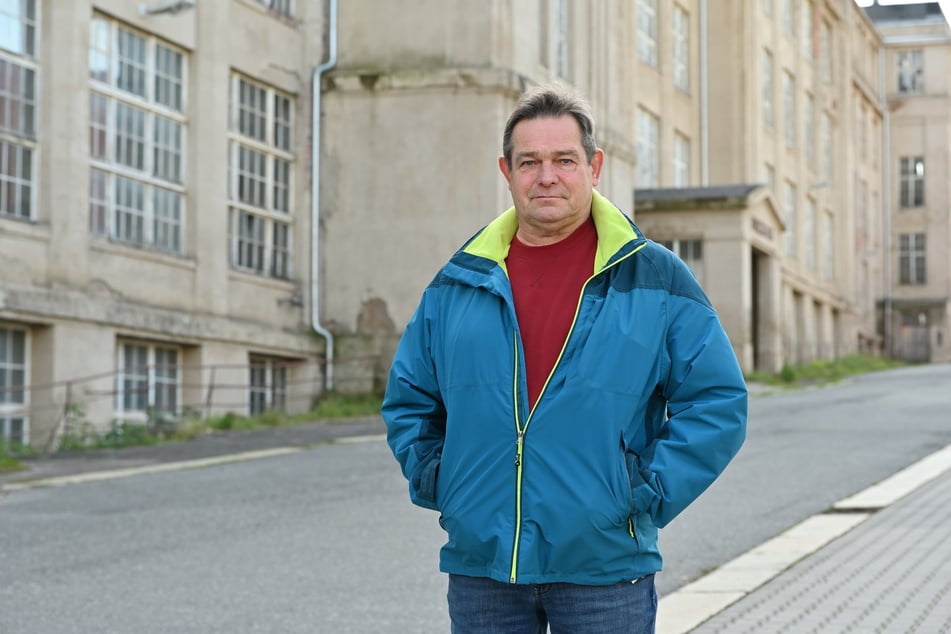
[{"xmin": 855, "ymin": 0, "xmax": 951, "ymax": 24}]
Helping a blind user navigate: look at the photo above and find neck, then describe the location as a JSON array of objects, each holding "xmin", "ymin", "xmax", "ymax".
[{"xmin": 516, "ymin": 213, "xmax": 591, "ymax": 246}]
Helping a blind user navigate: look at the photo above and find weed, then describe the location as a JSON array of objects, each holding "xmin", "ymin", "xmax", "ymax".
[{"xmin": 746, "ymin": 354, "xmax": 906, "ymax": 388}]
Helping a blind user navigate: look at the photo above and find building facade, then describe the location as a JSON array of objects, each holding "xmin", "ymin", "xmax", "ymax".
[
  {"xmin": 867, "ymin": 1, "xmax": 951, "ymax": 363},
  {"xmin": 0, "ymin": 0, "xmax": 329, "ymax": 447},
  {"xmin": 2, "ymin": 0, "xmax": 948, "ymax": 447},
  {"xmin": 633, "ymin": 0, "xmax": 888, "ymax": 373}
]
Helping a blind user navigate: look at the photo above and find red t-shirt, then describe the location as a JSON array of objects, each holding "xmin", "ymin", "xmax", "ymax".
[{"xmin": 506, "ymin": 217, "xmax": 598, "ymax": 408}]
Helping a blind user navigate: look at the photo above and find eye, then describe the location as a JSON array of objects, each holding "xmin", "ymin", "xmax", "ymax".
[
  {"xmin": 560, "ymin": 158, "xmax": 575, "ymax": 165},
  {"xmin": 520, "ymin": 160, "xmax": 536, "ymax": 168}
]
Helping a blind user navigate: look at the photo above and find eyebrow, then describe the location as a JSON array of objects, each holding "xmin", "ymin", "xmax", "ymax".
[{"xmin": 513, "ymin": 149, "xmax": 582, "ymax": 162}]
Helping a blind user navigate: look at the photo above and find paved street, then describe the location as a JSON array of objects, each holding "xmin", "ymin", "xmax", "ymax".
[{"xmin": 1, "ymin": 364, "xmax": 949, "ymax": 633}]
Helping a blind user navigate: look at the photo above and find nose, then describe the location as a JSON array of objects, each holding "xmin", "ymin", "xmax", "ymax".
[{"xmin": 537, "ymin": 161, "xmax": 558, "ymax": 185}]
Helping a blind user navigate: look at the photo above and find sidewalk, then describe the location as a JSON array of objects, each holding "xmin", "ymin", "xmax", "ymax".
[
  {"xmin": 0, "ymin": 415, "xmax": 386, "ymax": 491},
  {"xmin": 661, "ymin": 443, "xmax": 951, "ymax": 633}
]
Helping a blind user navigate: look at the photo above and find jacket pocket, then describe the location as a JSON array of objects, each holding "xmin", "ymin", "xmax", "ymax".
[{"xmin": 410, "ymin": 457, "xmax": 439, "ymax": 509}]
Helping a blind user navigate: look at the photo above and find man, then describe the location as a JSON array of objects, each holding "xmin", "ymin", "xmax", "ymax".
[{"xmin": 382, "ymin": 85, "xmax": 747, "ymax": 633}]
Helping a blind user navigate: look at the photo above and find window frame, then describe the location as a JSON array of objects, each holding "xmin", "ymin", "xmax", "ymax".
[
  {"xmin": 637, "ymin": 0, "xmax": 658, "ymax": 68},
  {"xmin": 88, "ymin": 15, "xmax": 188, "ymax": 255},
  {"xmin": 763, "ymin": 49, "xmax": 774, "ymax": 129},
  {"xmin": 249, "ymin": 356, "xmax": 289, "ymax": 415},
  {"xmin": 899, "ymin": 156, "xmax": 925, "ymax": 208},
  {"xmin": 783, "ymin": 180, "xmax": 797, "ymax": 258},
  {"xmin": 804, "ymin": 196, "xmax": 816, "ymax": 271},
  {"xmin": 636, "ymin": 108, "xmax": 659, "ymax": 188},
  {"xmin": 227, "ymin": 73, "xmax": 296, "ymax": 280},
  {"xmin": 897, "ymin": 49, "xmax": 924, "ymax": 94},
  {"xmin": 898, "ymin": 233, "xmax": 926, "ymax": 286},
  {"xmin": 0, "ymin": 0, "xmax": 38, "ymax": 223},
  {"xmin": 258, "ymin": 0, "xmax": 293, "ymax": 19},
  {"xmin": 673, "ymin": 131, "xmax": 689, "ymax": 187},
  {"xmin": 672, "ymin": 5, "xmax": 689, "ymax": 92},
  {"xmin": 115, "ymin": 340, "xmax": 181, "ymax": 423},
  {"xmin": 783, "ymin": 70, "xmax": 796, "ymax": 148},
  {"xmin": 0, "ymin": 325, "xmax": 29, "ymax": 445}
]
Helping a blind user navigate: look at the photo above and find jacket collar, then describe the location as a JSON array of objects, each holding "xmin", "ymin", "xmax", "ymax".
[{"xmin": 461, "ymin": 189, "xmax": 640, "ymax": 273}]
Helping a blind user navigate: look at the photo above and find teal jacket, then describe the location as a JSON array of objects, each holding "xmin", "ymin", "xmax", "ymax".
[{"xmin": 382, "ymin": 191, "xmax": 748, "ymax": 585}]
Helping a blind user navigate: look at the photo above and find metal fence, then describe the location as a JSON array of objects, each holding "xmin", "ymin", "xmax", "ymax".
[{"xmin": 0, "ymin": 353, "xmax": 383, "ymax": 453}]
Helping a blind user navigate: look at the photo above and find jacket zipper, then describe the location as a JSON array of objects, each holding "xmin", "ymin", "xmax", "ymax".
[
  {"xmin": 507, "ymin": 242, "xmax": 648, "ymax": 584},
  {"xmin": 509, "ymin": 333, "xmax": 524, "ymax": 583}
]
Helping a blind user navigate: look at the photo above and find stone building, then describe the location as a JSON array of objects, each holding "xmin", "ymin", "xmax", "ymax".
[
  {"xmin": 0, "ymin": 0, "xmax": 947, "ymax": 447},
  {"xmin": 866, "ymin": 1, "xmax": 951, "ymax": 363},
  {"xmin": 633, "ymin": 0, "xmax": 887, "ymax": 372}
]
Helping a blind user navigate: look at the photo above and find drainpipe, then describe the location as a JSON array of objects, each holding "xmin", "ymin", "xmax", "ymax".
[
  {"xmin": 311, "ymin": 0, "xmax": 338, "ymax": 391},
  {"xmin": 699, "ymin": 0, "xmax": 708, "ymax": 185},
  {"xmin": 879, "ymin": 42, "xmax": 892, "ymax": 358}
]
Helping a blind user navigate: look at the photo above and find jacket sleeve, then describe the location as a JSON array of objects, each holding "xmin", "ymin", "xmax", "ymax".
[
  {"xmin": 381, "ymin": 297, "xmax": 446, "ymax": 511},
  {"xmin": 629, "ymin": 264, "xmax": 748, "ymax": 528}
]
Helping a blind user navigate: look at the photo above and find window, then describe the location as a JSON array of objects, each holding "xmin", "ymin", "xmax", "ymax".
[
  {"xmin": 228, "ymin": 74, "xmax": 295, "ymax": 279},
  {"xmin": 258, "ymin": 0, "xmax": 292, "ymax": 18},
  {"xmin": 637, "ymin": 0, "xmax": 657, "ymax": 68},
  {"xmin": 763, "ymin": 0, "xmax": 772, "ymax": 16},
  {"xmin": 783, "ymin": 180, "xmax": 797, "ymax": 258},
  {"xmin": 88, "ymin": 16, "xmax": 186, "ymax": 254},
  {"xmin": 899, "ymin": 157, "xmax": 924, "ymax": 208},
  {"xmin": 897, "ymin": 50, "xmax": 923, "ymax": 94},
  {"xmin": 116, "ymin": 341, "xmax": 180, "ymax": 420},
  {"xmin": 0, "ymin": 0, "xmax": 34, "ymax": 56},
  {"xmin": 822, "ymin": 211, "xmax": 834, "ymax": 281},
  {"xmin": 857, "ymin": 101, "xmax": 867, "ymax": 159},
  {"xmin": 672, "ymin": 5, "xmax": 689, "ymax": 91},
  {"xmin": 820, "ymin": 112, "xmax": 832, "ymax": 183},
  {"xmin": 783, "ymin": 70, "xmax": 795, "ymax": 147},
  {"xmin": 539, "ymin": 0, "xmax": 569, "ymax": 76},
  {"xmin": 819, "ymin": 19, "xmax": 832, "ymax": 82},
  {"xmin": 249, "ymin": 356, "xmax": 288, "ymax": 415},
  {"xmin": 763, "ymin": 50, "xmax": 774, "ymax": 129},
  {"xmin": 804, "ymin": 197, "xmax": 816, "ymax": 271},
  {"xmin": 763, "ymin": 163, "xmax": 775, "ymax": 191},
  {"xmin": 0, "ymin": 325, "xmax": 28, "ymax": 445},
  {"xmin": 801, "ymin": 1, "xmax": 814, "ymax": 60},
  {"xmin": 899, "ymin": 234, "xmax": 926, "ymax": 285},
  {"xmin": 553, "ymin": 0, "xmax": 568, "ymax": 78},
  {"xmin": 636, "ymin": 108, "xmax": 659, "ymax": 187},
  {"xmin": 804, "ymin": 93, "xmax": 815, "ymax": 166},
  {"xmin": 871, "ymin": 117, "xmax": 880, "ymax": 170},
  {"xmin": 0, "ymin": 0, "xmax": 36, "ymax": 221},
  {"xmin": 661, "ymin": 240, "xmax": 703, "ymax": 283},
  {"xmin": 855, "ymin": 177, "xmax": 867, "ymax": 235},
  {"xmin": 781, "ymin": 0, "xmax": 795, "ymax": 37},
  {"xmin": 673, "ymin": 132, "xmax": 689, "ymax": 187}
]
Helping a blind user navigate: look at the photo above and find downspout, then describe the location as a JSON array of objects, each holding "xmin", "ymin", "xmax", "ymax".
[
  {"xmin": 879, "ymin": 41, "xmax": 892, "ymax": 357},
  {"xmin": 311, "ymin": 0, "xmax": 338, "ymax": 391},
  {"xmin": 699, "ymin": 0, "xmax": 709, "ymax": 185}
]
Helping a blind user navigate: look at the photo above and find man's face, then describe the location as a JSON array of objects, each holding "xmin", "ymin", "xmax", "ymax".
[{"xmin": 498, "ymin": 114, "xmax": 604, "ymax": 245}]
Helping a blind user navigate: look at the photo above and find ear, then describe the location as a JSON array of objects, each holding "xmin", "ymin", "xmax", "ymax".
[
  {"xmin": 498, "ymin": 155, "xmax": 512, "ymax": 186},
  {"xmin": 589, "ymin": 148, "xmax": 605, "ymax": 187}
]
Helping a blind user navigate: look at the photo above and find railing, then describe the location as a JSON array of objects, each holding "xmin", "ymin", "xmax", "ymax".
[{"xmin": 0, "ymin": 353, "xmax": 383, "ymax": 453}]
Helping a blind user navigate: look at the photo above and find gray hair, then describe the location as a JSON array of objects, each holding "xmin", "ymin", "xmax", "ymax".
[{"xmin": 502, "ymin": 84, "xmax": 598, "ymax": 169}]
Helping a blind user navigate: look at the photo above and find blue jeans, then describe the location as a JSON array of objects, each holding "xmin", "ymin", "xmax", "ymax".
[{"xmin": 447, "ymin": 574, "xmax": 657, "ymax": 634}]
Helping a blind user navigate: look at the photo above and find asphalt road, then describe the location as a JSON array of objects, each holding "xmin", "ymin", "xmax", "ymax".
[{"xmin": 1, "ymin": 363, "xmax": 949, "ymax": 633}]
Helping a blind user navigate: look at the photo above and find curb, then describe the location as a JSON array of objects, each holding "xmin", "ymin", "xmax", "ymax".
[{"xmin": 657, "ymin": 442, "xmax": 951, "ymax": 634}]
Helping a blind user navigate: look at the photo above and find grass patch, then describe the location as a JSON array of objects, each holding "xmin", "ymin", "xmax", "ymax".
[
  {"xmin": 56, "ymin": 392, "xmax": 384, "ymax": 452},
  {"xmin": 0, "ymin": 440, "xmax": 31, "ymax": 473},
  {"xmin": 745, "ymin": 354, "xmax": 907, "ymax": 388}
]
